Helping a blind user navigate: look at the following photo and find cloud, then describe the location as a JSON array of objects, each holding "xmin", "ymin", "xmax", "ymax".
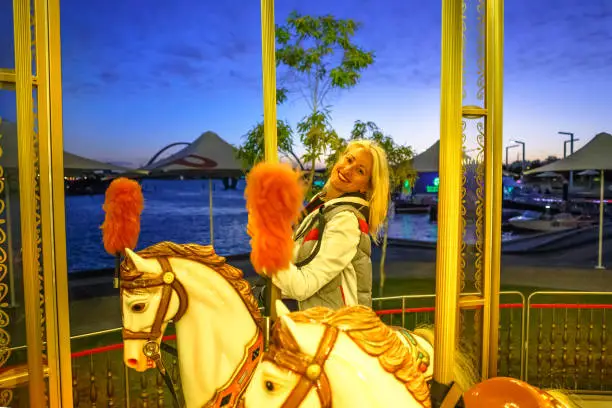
[
  {"xmin": 162, "ymin": 44, "xmax": 207, "ymax": 61},
  {"xmin": 99, "ymin": 70, "xmax": 120, "ymax": 84},
  {"xmin": 504, "ymin": 0, "xmax": 612, "ymax": 79}
]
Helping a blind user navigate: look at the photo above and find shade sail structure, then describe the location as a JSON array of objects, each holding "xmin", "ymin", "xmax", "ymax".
[
  {"xmin": 535, "ymin": 171, "xmax": 564, "ymax": 178},
  {"xmin": 141, "ymin": 131, "xmax": 245, "ymax": 178},
  {"xmin": 524, "ymin": 132, "xmax": 612, "ymax": 174},
  {"xmin": 577, "ymin": 170, "xmax": 600, "ymax": 176},
  {"xmin": 411, "ymin": 140, "xmax": 440, "ymax": 173},
  {"xmin": 411, "ymin": 140, "xmax": 497, "ymax": 175},
  {"xmin": 0, "ymin": 120, "xmax": 135, "ymax": 175}
]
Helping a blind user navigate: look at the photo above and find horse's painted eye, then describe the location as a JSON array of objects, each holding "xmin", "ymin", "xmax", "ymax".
[
  {"xmin": 131, "ymin": 303, "xmax": 146, "ymax": 313},
  {"xmin": 265, "ymin": 380, "xmax": 275, "ymax": 392}
]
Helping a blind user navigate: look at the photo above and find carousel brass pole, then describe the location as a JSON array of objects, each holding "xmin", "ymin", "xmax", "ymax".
[
  {"xmin": 209, "ymin": 177, "xmax": 214, "ymax": 246},
  {"xmin": 13, "ymin": 0, "xmax": 46, "ymax": 405},
  {"xmin": 433, "ymin": 0, "xmax": 464, "ymax": 389},
  {"xmin": 595, "ymin": 169, "xmax": 605, "ymax": 269},
  {"xmin": 482, "ymin": 0, "xmax": 504, "ymax": 378},
  {"xmin": 260, "ymin": 0, "xmax": 281, "ymax": 327},
  {"xmin": 34, "ymin": 0, "xmax": 74, "ymax": 404}
]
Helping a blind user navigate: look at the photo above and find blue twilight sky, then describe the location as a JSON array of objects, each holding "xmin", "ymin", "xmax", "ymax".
[{"xmin": 1, "ymin": 0, "xmax": 611, "ymax": 167}]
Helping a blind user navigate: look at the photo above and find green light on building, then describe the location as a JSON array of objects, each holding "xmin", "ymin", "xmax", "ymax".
[{"xmin": 426, "ymin": 177, "xmax": 440, "ymax": 193}]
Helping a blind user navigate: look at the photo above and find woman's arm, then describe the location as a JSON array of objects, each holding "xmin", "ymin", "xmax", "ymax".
[{"xmin": 272, "ymin": 211, "xmax": 361, "ymax": 301}]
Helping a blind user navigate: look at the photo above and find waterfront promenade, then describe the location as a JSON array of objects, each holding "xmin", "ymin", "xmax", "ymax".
[{"xmin": 66, "ymin": 242, "xmax": 612, "ymax": 336}]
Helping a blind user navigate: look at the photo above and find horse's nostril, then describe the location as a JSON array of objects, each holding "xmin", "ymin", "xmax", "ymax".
[{"xmin": 127, "ymin": 358, "xmax": 138, "ymax": 367}]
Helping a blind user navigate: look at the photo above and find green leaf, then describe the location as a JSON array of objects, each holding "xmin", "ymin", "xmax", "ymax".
[{"xmin": 236, "ymin": 120, "xmax": 300, "ymax": 170}]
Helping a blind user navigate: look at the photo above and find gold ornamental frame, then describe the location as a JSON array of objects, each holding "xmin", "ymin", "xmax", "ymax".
[
  {"xmin": 434, "ymin": 0, "xmax": 504, "ymax": 386},
  {"xmin": 3, "ymin": 0, "xmax": 504, "ymax": 404},
  {"xmin": 2, "ymin": 0, "xmax": 73, "ymax": 406}
]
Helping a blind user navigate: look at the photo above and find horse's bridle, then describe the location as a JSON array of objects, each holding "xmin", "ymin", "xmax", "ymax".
[
  {"xmin": 263, "ymin": 324, "xmax": 339, "ymax": 408},
  {"xmin": 121, "ymin": 257, "xmax": 188, "ymax": 343},
  {"xmin": 121, "ymin": 256, "xmax": 188, "ymax": 407}
]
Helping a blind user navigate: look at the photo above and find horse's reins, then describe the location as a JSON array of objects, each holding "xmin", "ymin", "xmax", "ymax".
[
  {"xmin": 121, "ymin": 256, "xmax": 188, "ymax": 408},
  {"xmin": 263, "ymin": 324, "xmax": 339, "ymax": 408}
]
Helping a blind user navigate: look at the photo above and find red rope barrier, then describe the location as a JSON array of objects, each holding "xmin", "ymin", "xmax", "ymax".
[
  {"xmin": 68, "ymin": 302, "xmax": 611, "ymax": 358},
  {"xmin": 531, "ymin": 304, "xmax": 612, "ymax": 309},
  {"xmin": 71, "ymin": 334, "xmax": 177, "ymax": 358},
  {"xmin": 375, "ymin": 303, "xmax": 524, "ymax": 316},
  {"xmin": 376, "ymin": 307, "xmax": 435, "ymax": 315}
]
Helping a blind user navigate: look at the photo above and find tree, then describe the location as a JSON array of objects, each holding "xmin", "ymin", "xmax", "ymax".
[
  {"xmin": 507, "ymin": 160, "xmax": 524, "ymax": 174},
  {"xmin": 276, "ymin": 11, "xmax": 375, "ymax": 190},
  {"xmin": 327, "ymin": 121, "xmax": 416, "ymax": 297},
  {"xmin": 543, "ymin": 155, "xmax": 559, "ymax": 165},
  {"xmin": 236, "ymin": 120, "xmax": 303, "ymax": 170}
]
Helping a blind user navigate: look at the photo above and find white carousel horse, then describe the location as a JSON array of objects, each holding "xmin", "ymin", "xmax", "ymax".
[
  {"xmin": 242, "ymin": 303, "xmax": 478, "ymax": 408},
  {"xmin": 118, "ymin": 241, "xmax": 475, "ymax": 408},
  {"xmin": 120, "ymin": 242, "xmax": 264, "ymax": 408},
  {"xmin": 242, "ymin": 303, "xmax": 582, "ymax": 408}
]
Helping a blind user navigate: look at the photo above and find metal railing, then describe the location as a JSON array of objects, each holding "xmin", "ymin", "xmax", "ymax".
[
  {"xmin": 2, "ymin": 291, "xmax": 611, "ymax": 406},
  {"xmin": 372, "ymin": 291, "xmax": 612, "ymax": 393},
  {"xmin": 525, "ymin": 291, "xmax": 612, "ymax": 392}
]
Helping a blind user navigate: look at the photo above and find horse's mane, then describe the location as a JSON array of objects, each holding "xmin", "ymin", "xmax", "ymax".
[
  {"xmin": 276, "ymin": 306, "xmax": 431, "ymax": 407},
  {"xmin": 120, "ymin": 241, "xmax": 262, "ymax": 324}
]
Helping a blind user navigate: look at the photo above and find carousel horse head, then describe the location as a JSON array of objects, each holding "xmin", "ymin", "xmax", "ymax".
[
  {"xmin": 243, "ymin": 302, "xmax": 436, "ymax": 408},
  {"xmin": 463, "ymin": 377, "xmax": 582, "ymax": 408},
  {"xmin": 119, "ymin": 241, "xmax": 262, "ymax": 375},
  {"xmin": 120, "ymin": 246, "xmax": 187, "ymax": 372}
]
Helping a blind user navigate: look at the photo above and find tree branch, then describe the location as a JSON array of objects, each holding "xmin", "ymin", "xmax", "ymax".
[{"xmin": 287, "ymin": 149, "xmax": 305, "ymax": 170}]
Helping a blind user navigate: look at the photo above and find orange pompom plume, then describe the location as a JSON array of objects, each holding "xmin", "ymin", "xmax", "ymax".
[
  {"xmin": 245, "ymin": 162, "xmax": 304, "ymax": 276},
  {"xmin": 101, "ymin": 177, "xmax": 144, "ymax": 256}
]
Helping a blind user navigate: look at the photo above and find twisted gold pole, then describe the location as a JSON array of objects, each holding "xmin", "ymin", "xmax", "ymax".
[
  {"xmin": 482, "ymin": 0, "xmax": 504, "ymax": 378},
  {"xmin": 433, "ymin": 0, "xmax": 464, "ymax": 385},
  {"xmin": 13, "ymin": 0, "xmax": 46, "ymax": 405},
  {"xmin": 260, "ymin": 0, "xmax": 281, "ymax": 322},
  {"xmin": 34, "ymin": 0, "xmax": 74, "ymax": 403}
]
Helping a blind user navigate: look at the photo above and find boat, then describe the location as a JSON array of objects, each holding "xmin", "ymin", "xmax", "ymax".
[{"xmin": 508, "ymin": 210, "xmax": 595, "ymax": 232}]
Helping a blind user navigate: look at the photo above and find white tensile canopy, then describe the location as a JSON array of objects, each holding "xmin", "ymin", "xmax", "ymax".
[
  {"xmin": 141, "ymin": 131, "xmax": 244, "ymax": 178},
  {"xmin": 411, "ymin": 140, "xmax": 440, "ymax": 173},
  {"xmin": 525, "ymin": 132, "xmax": 612, "ymax": 173}
]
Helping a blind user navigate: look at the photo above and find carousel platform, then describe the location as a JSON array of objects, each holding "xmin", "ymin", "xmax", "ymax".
[{"xmin": 576, "ymin": 394, "xmax": 612, "ymax": 407}]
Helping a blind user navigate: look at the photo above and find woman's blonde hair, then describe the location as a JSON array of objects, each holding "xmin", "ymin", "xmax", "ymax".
[{"xmin": 331, "ymin": 139, "xmax": 390, "ymax": 242}]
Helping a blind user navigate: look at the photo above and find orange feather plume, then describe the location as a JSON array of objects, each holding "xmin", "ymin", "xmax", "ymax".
[
  {"xmin": 245, "ymin": 162, "xmax": 304, "ymax": 276},
  {"xmin": 101, "ymin": 177, "xmax": 145, "ymax": 256}
]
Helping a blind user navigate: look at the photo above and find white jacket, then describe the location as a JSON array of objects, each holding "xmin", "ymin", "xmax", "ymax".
[{"xmin": 272, "ymin": 196, "xmax": 368, "ymax": 306}]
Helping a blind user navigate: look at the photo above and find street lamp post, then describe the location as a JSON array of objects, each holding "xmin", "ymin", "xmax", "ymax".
[
  {"xmin": 505, "ymin": 144, "xmax": 519, "ymax": 169},
  {"xmin": 563, "ymin": 138, "xmax": 580, "ymax": 158},
  {"xmin": 512, "ymin": 140, "xmax": 526, "ymax": 174},
  {"xmin": 559, "ymin": 131, "xmax": 575, "ymax": 193}
]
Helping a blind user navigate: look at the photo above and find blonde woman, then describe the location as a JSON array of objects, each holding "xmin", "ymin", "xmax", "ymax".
[{"xmin": 272, "ymin": 139, "xmax": 390, "ymax": 310}]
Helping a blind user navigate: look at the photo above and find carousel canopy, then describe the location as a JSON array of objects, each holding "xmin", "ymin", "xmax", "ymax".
[
  {"xmin": 0, "ymin": 120, "xmax": 135, "ymax": 175},
  {"xmin": 525, "ymin": 132, "xmax": 612, "ymax": 174},
  {"xmin": 141, "ymin": 131, "xmax": 244, "ymax": 178}
]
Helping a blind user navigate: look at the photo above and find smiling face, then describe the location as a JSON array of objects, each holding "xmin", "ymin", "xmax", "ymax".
[{"xmin": 329, "ymin": 146, "xmax": 373, "ymax": 196}]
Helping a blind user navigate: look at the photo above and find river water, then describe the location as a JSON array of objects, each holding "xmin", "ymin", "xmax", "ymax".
[{"xmin": 65, "ymin": 179, "xmax": 509, "ymax": 273}]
